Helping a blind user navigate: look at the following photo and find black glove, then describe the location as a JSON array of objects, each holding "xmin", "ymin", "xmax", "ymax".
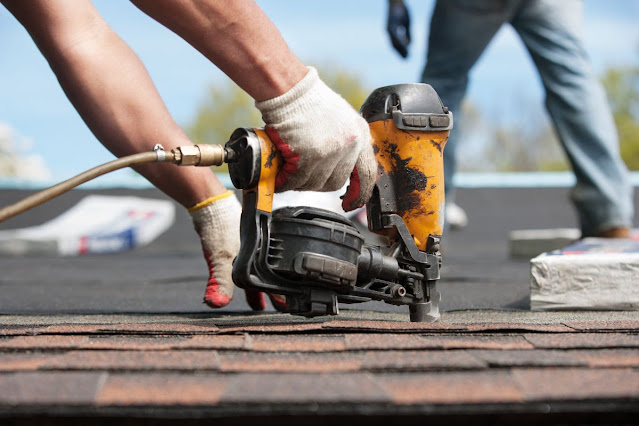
[{"xmin": 387, "ymin": 1, "xmax": 411, "ymax": 58}]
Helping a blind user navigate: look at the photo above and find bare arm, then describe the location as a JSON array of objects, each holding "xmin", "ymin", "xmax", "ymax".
[
  {"xmin": 1, "ymin": 0, "xmax": 225, "ymax": 207},
  {"xmin": 1, "ymin": 0, "xmax": 372, "ymax": 208},
  {"xmin": 130, "ymin": 0, "xmax": 374, "ymax": 209},
  {"xmin": 130, "ymin": 0, "xmax": 308, "ymax": 101}
]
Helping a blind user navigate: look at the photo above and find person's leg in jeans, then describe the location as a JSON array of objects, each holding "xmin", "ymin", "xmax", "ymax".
[
  {"xmin": 422, "ymin": 0, "xmax": 519, "ymax": 216},
  {"xmin": 512, "ymin": 0, "xmax": 633, "ymax": 236}
]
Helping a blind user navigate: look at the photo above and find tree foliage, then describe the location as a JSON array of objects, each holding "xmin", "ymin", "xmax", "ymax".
[
  {"xmin": 456, "ymin": 100, "xmax": 568, "ymax": 173},
  {"xmin": 601, "ymin": 64, "xmax": 639, "ymax": 170},
  {"xmin": 185, "ymin": 65, "xmax": 370, "ymax": 172},
  {"xmin": 456, "ymin": 59, "xmax": 639, "ymax": 173}
]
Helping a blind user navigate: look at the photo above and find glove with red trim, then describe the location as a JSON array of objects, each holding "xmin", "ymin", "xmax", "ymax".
[
  {"xmin": 190, "ymin": 191, "xmax": 287, "ymax": 311},
  {"xmin": 255, "ymin": 67, "xmax": 376, "ymax": 211}
]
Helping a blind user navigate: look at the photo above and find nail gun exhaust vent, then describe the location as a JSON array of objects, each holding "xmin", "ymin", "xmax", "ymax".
[{"xmin": 268, "ymin": 207, "xmax": 364, "ymax": 288}]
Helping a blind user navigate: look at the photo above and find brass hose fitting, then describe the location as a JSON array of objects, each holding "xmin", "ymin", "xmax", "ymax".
[{"xmin": 171, "ymin": 144, "xmax": 227, "ymax": 167}]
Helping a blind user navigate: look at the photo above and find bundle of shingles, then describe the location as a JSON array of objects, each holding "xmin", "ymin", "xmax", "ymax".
[{"xmin": 530, "ymin": 234, "xmax": 639, "ymax": 311}]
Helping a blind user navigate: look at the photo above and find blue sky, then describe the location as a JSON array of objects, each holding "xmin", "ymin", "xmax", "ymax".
[{"xmin": 0, "ymin": 0, "xmax": 637, "ymax": 183}]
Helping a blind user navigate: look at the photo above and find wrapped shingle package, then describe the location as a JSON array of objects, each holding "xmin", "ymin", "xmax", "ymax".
[{"xmin": 530, "ymin": 236, "xmax": 639, "ymax": 311}]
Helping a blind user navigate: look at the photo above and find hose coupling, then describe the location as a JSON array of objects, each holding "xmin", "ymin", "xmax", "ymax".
[
  {"xmin": 152, "ymin": 144, "xmax": 167, "ymax": 162},
  {"xmin": 170, "ymin": 144, "xmax": 226, "ymax": 167}
]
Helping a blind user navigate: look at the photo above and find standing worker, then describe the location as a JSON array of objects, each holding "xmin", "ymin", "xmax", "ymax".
[
  {"xmin": 387, "ymin": 0, "xmax": 634, "ymax": 238},
  {"xmin": 2, "ymin": 0, "xmax": 378, "ymax": 310}
]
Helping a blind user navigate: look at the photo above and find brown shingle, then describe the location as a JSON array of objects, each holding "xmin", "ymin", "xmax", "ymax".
[
  {"xmin": 471, "ymin": 349, "xmax": 586, "ymax": 367},
  {"xmin": 0, "ymin": 334, "xmax": 246, "ymax": 351},
  {"xmin": 219, "ymin": 352, "xmax": 362, "ymax": 373},
  {"xmin": 569, "ymin": 349, "xmax": 639, "ymax": 367},
  {"xmin": 322, "ymin": 320, "xmax": 466, "ymax": 332},
  {"xmin": 563, "ymin": 320, "xmax": 639, "ymax": 331},
  {"xmin": 93, "ymin": 322, "xmax": 220, "ymax": 334},
  {"xmin": 219, "ymin": 372, "xmax": 390, "ymax": 403},
  {"xmin": 0, "ymin": 335, "xmax": 90, "ymax": 350},
  {"xmin": 362, "ymin": 350, "xmax": 485, "ymax": 371},
  {"xmin": 322, "ymin": 320, "xmax": 573, "ymax": 333},
  {"xmin": 0, "ymin": 353, "xmax": 52, "ymax": 372},
  {"xmin": 86, "ymin": 335, "xmax": 193, "ymax": 350},
  {"xmin": 174, "ymin": 334, "xmax": 247, "ymax": 350},
  {"xmin": 97, "ymin": 373, "xmax": 227, "ymax": 405},
  {"xmin": 249, "ymin": 335, "xmax": 346, "ymax": 352},
  {"xmin": 513, "ymin": 368, "xmax": 639, "ymax": 401},
  {"xmin": 50, "ymin": 322, "xmax": 219, "ymax": 335},
  {"xmin": 0, "ymin": 326, "xmax": 41, "ymax": 336},
  {"xmin": 525, "ymin": 333, "xmax": 639, "ymax": 349},
  {"xmin": 345, "ymin": 334, "xmax": 533, "ymax": 350},
  {"xmin": 465, "ymin": 323, "xmax": 574, "ymax": 333},
  {"xmin": 379, "ymin": 371, "xmax": 523, "ymax": 404},
  {"xmin": 217, "ymin": 322, "xmax": 325, "ymax": 335},
  {"xmin": 40, "ymin": 350, "xmax": 221, "ymax": 371},
  {"xmin": 0, "ymin": 372, "xmax": 104, "ymax": 404},
  {"xmin": 2, "ymin": 322, "xmax": 219, "ymax": 336},
  {"xmin": 346, "ymin": 334, "xmax": 436, "ymax": 350}
]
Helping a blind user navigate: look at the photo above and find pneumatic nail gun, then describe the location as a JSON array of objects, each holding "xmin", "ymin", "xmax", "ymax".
[
  {"xmin": 226, "ymin": 84, "xmax": 452, "ymax": 322},
  {"xmin": 0, "ymin": 83, "xmax": 451, "ymax": 321}
]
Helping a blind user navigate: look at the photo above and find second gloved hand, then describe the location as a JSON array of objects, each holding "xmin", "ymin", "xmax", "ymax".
[
  {"xmin": 255, "ymin": 67, "xmax": 377, "ymax": 212},
  {"xmin": 190, "ymin": 191, "xmax": 288, "ymax": 312},
  {"xmin": 387, "ymin": 0, "xmax": 411, "ymax": 58}
]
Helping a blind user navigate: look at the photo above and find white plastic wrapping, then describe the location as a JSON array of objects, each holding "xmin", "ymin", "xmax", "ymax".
[
  {"xmin": 0, "ymin": 195, "xmax": 174, "ymax": 256},
  {"xmin": 530, "ymin": 237, "xmax": 639, "ymax": 311}
]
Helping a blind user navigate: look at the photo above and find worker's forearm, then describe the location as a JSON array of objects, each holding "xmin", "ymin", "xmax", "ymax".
[
  {"xmin": 131, "ymin": 0, "xmax": 308, "ymax": 101},
  {"xmin": 2, "ymin": 0, "xmax": 226, "ymax": 205},
  {"xmin": 49, "ymin": 30, "xmax": 227, "ymax": 202},
  {"xmin": 3, "ymin": 0, "xmax": 189, "ymax": 156},
  {"xmin": 53, "ymin": 30, "xmax": 190, "ymax": 157}
]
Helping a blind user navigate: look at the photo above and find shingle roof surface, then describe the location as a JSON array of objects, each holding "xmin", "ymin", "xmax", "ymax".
[
  {"xmin": 1, "ymin": 311, "xmax": 638, "ymax": 422},
  {"xmin": 1, "ymin": 187, "xmax": 638, "ymax": 423}
]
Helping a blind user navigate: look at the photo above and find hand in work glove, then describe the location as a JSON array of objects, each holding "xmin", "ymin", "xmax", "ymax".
[
  {"xmin": 256, "ymin": 67, "xmax": 377, "ymax": 212},
  {"xmin": 190, "ymin": 191, "xmax": 287, "ymax": 311},
  {"xmin": 387, "ymin": 0, "xmax": 411, "ymax": 58}
]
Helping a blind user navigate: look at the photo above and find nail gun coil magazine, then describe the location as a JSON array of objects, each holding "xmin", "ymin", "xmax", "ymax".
[{"xmin": 268, "ymin": 207, "xmax": 364, "ymax": 288}]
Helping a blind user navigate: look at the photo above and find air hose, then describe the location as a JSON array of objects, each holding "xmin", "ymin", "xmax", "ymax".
[{"xmin": 0, "ymin": 143, "xmax": 229, "ymax": 223}]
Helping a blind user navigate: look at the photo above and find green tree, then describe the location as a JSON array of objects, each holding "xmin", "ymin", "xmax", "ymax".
[
  {"xmin": 456, "ymin": 99, "xmax": 568, "ymax": 173},
  {"xmin": 186, "ymin": 83, "xmax": 261, "ymax": 173},
  {"xmin": 457, "ymin": 60, "xmax": 639, "ymax": 173},
  {"xmin": 313, "ymin": 63, "xmax": 370, "ymax": 110},
  {"xmin": 186, "ymin": 65, "xmax": 370, "ymax": 172},
  {"xmin": 601, "ymin": 64, "xmax": 639, "ymax": 170}
]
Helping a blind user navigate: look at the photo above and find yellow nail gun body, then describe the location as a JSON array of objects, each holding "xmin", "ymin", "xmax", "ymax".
[{"xmin": 226, "ymin": 84, "xmax": 452, "ymax": 322}]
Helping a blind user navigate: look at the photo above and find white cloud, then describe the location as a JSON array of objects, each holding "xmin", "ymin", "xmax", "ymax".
[{"xmin": 0, "ymin": 122, "xmax": 52, "ymax": 181}]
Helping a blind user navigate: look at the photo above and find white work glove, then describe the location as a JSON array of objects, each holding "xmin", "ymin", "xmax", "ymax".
[
  {"xmin": 190, "ymin": 190, "xmax": 287, "ymax": 311},
  {"xmin": 190, "ymin": 191, "xmax": 241, "ymax": 308},
  {"xmin": 255, "ymin": 67, "xmax": 377, "ymax": 211}
]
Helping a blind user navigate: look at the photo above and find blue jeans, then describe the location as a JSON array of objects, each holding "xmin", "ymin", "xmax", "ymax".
[{"xmin": 422, "ymin": 0, "xmax": 634, "ymax": 235}]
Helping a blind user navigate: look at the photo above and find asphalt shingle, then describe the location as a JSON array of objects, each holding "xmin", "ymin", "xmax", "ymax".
[
  {"xmin": 97, "ymin": 373, "xmax": 228, "ymax": 406},
  {"xmin": 345, "ymin": 333, "xmax": 534, "ymax": 350},
  {"xmin": 219, "ymin": 372, "xmax": 390, "ymax": 404},
  {"xmin": 513, "ymin": 368, "xmax": 639, "ymax": 401},
  {"xmin": 524, "ymin": 333, "xmax": 639, "ymax": 349},
  {"xmin": 378, "ymin": 371, "xmax": 524, "ymax": 404},
  {"xmin": 2, "ymin": 187, "xmax": 639, "ymax": 422},
  {"xmin": 0, "ymin": 372, "xmax": 105, "ymax": 405}
]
